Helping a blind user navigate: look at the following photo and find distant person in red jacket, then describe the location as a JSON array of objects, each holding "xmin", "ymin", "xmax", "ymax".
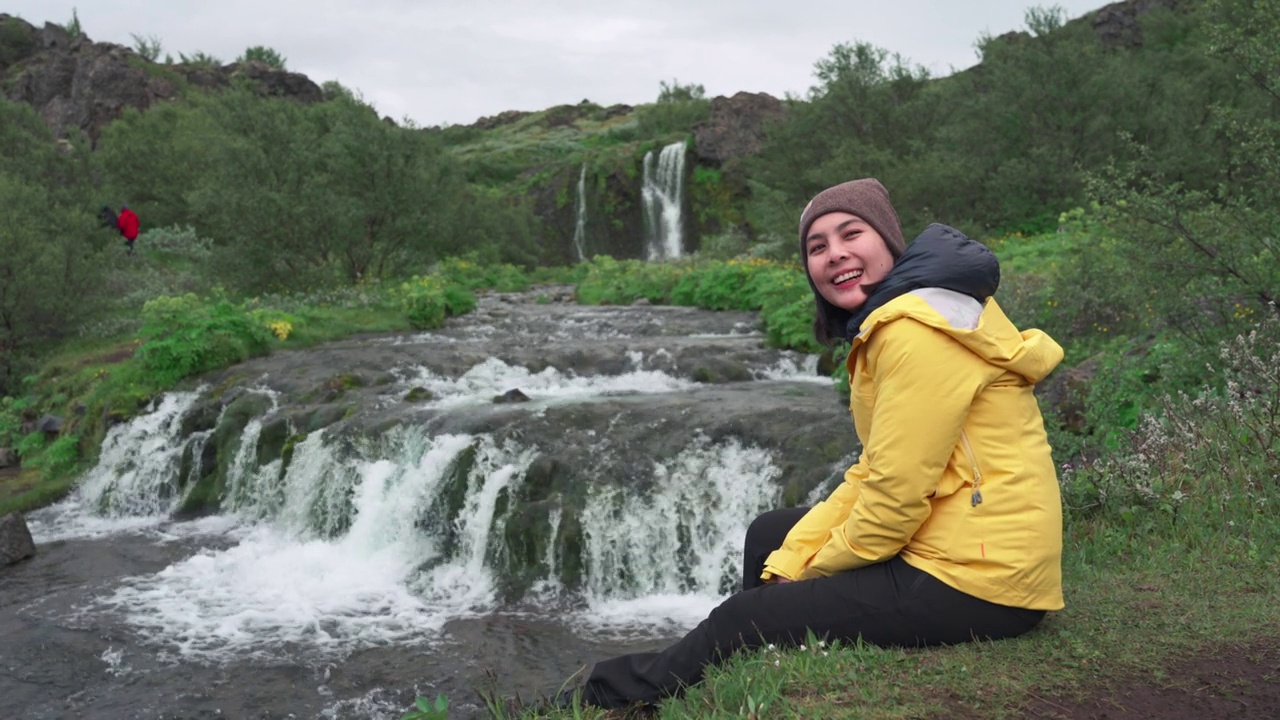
[{"xmin": 117, "ymin": 205, "xmax": 140, "ymax": 255}]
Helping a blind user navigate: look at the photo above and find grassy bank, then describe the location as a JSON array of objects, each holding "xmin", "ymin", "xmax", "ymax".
[{"xmin": 509, "ymin": 510, "xmax": 1278, "ymax": 719}]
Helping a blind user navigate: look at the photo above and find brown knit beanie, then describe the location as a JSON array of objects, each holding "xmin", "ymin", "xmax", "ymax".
[{"xmin": 797, "ymin": 178, "xmax": 906, "ymax": 259}]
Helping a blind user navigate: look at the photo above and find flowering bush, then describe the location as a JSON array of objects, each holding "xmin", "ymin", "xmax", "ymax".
[{"xmin": 1061, "ymin": 310, "xmax": 1280, "ymax": 523}]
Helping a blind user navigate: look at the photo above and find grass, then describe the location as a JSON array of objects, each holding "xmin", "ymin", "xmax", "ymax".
[
  {"xmin": 0, "ymin": 466, "xmax": 76, "ymax": 515},
  {"xmin": 508, "ymin": 505, "xmax": 1279, "ymax": 719}
]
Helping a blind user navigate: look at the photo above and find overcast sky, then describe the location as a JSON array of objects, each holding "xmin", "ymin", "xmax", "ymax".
[{"xmin": 10, "ymin": 1, "xmax": 1108, "ymax": 127}]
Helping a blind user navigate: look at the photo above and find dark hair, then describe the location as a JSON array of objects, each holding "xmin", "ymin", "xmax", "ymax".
[{"xmin": 811, "ymin": 294, "xmax": 852, "ymax": 348}]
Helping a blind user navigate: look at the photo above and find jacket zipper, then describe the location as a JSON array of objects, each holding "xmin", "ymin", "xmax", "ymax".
[{"xmin": 959, "ymin": 430, "xmax": 984, "ymax": 507}]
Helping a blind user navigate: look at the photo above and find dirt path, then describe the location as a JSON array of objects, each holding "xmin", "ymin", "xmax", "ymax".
[{"xmin": 1023, "ymin": 640, "xmax": 1280, "ymax": 719}]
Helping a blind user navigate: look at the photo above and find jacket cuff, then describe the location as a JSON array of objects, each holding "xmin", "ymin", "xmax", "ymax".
[{"xmin": 762, "ymin": 549, "xmax": 810, "ymax": 581}]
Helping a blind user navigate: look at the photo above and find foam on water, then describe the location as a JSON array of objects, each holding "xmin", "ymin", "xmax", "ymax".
[{"xmin": 400, "ymin": 357, "xmax": 695, "ymax": 408}]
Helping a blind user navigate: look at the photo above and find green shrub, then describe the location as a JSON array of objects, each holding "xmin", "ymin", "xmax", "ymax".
[
  {"xmin": 442, "ymin": 283, "xmax": 477, "ymax": 316},
  {"xmin": 0, "ymin": 396, "xmax": 32, "ymax": 448},
  {"xmin": 136, "ymin": 294, "xmax": 272, "ymax": 385},
  {"xmin": 29, "ymin": 433, "xmax": 80, "ymax": 480},
  {"xmin": 398, "ymin": 276, "xmax": 448, "ymax": 329},
  {"xmin": 435, "ymin": 255, "xmax": 530, "ymax": 292}
]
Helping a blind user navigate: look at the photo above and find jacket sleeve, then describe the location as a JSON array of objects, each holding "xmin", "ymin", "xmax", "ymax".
[
  {"xmin": 801, "ymin": 319, "xmax": 984, "ymax": 578},
  {"xmin": 760, "ymin": 455, "xmax": 869, "ymax": 581}
]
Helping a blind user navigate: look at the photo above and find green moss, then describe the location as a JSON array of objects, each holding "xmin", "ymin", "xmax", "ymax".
[
  {"xmin": 124, "ymin": 54, "xmax": 192, "ymax": 93},
  {"xmin": 404, "ymin": 387, "xmax": 434, "ymax": 402},
  {"xmin": 0, "ymin": 17, "xmax": 36, "ymax": 70}
]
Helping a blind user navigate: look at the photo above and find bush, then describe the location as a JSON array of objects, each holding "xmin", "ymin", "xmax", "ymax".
[
  {"xmin": 435, "ymin": 255, "xmax": 529, "ymax": 292},
  {"xmin": 398, "ymin": 276, "xmax": 475, "ymax": 330},
  {"xmin": 1060, "ymin": 313, "xmax": 1280, "ymax": 529},
  {"xmin": 136, "ymin": 294, "xmax": 272, "ymax": 385}
]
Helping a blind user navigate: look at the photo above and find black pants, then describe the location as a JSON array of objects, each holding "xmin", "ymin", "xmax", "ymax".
[{"xmin": 581, "ymin": 507, "xmax": 1046, "ymax": 709}]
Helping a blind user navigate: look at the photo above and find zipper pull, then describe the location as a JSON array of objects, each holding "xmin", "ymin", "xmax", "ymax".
[{"xmin": 971, "ymin": 488, "xmax": 983, "ymax": 506}]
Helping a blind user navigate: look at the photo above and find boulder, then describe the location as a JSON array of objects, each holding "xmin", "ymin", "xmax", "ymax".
[
  {"xmin": 692, "ymin": 91, "xmax": 785, "ymax": 164},
  {"xmin": 0, "ymin": 512, "xmax": 36, "ymax": 565},
  {"xmin": 1091, "ymin": 0, "xmax": 1183, "ymax": 49},
  {"xmin": 0, "ymin": 447, "xmax": 16, "ymax": 468}
]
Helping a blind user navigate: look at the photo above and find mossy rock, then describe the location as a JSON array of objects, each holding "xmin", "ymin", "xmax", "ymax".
[
  {"xmin": 306, "ymin": 404, "xmax": 349, "ymax": 432},
  {"xmin": 521, "ymin": 455, "xmax": 562, "ymax": 503},
  {"xmin": 0, "ymin": 17, "xmax": 37, "ymax": 70},
  {"xmin": 691, "ymin": 362, "xmax": 753, "ymax": 384},
  {"xmin": 404, "ymin": 387, "xmax": 434, "ymax": 403},
  {"xmin": 308, "ymin": 373, "xmax": 368, "ymax": 402},
  {"xmin": 179, "ymin": 401, "xmax": 220, "ymax": 437},
  {"xmin": 420, "ymin": 442, "xmax": 478, "ymax": 555},
  {"xmin": 256, "ymin": 416, "xmax": 293, "ymax": 466}
]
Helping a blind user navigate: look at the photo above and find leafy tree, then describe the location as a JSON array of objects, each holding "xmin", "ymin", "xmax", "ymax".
[
  {"xmin": 637, "ymin": 78, "xmax": 710, "ymax": 136},
  {"xmin": 744, "ymin": 41, "xmax": 932, "ymax": 235},
  {"xmin": 656, "ymin": 79, "xmax": 705, "ymax": 103},
  {"xmin": 1086, "ymin": 0, "xmax": 1280, "ymax": 331},
  {"xmin": 93, "ymin": 97, "xmax": 225, "ymax": 229},
  {"xmin": 238, "ymin": 45, "xmax": 287, "ymax": 70},
  {"xmin": 0, "ymin": 100, "xmax": 111, "ymax": 394}
]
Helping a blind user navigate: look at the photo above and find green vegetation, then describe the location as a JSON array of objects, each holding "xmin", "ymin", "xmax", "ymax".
[
  {"xmin": 129, "ymin": 32, "xmax": 162, "ymax": 61},
  {"xmin": 237, "ymin": 45, "xmax": 287, "ymax": 69},
  {"xmin": 62, "ymin": 8, "xmax": 82, "ymax": 38},
  {"xmin": 2, "ymin": 2, "xmax": 1279, "ymax": 716}
]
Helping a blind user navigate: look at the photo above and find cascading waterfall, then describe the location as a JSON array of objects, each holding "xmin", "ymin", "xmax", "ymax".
[
  {"xmin": 52, "ymin": 385, "xmax": 785, "ymax": 661},
  {"xmin": 572, "ymin": 163, "xmax": 588, "ymax": 261},
  {"xmin": 576, "ymin": 437, "xmax": 781, "ymax": 630},
  {"xmin": 42, "ymin": 390, "xmax": 209, "ymax": 538},
  {"xmin": 641, "ymin": 141, "xmax": 687, "ymax": 261}
]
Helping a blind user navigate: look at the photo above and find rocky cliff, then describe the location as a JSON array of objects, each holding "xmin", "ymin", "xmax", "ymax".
[{"xmin": 0, "ymin": 13, "xmax": 322, "ymax": 143}]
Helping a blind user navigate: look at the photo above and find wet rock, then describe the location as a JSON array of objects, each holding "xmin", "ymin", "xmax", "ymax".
[
  {"xmin": 0, "ymin": 512, "xmax": 36, "ymax": 565},
  {"xmin": 404, "ymin": 387, "xmax": 434, "ymax": 403},
  {"xmin": 1091, "ymin": 0, "xmax": 1182, "ymax": 49},
  {"xmin": 0, "ymin": 447, "xmax": 16, "ymax": 469},
  {"xmin": 494, "ymin": 389, "xmax": 530, "ymax": 404},
  {"xmin": 34, "ymin": 414, "xmax": 63, "ymax": 435}
]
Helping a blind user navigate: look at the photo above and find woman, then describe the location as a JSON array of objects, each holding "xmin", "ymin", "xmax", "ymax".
[{"xmin": 567, "ymin": 178, "xmax": 1064, "ymax": 710}]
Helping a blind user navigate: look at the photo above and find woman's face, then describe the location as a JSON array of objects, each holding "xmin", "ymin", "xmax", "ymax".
[{"xmin": 804, "ymin": 212, "xmax": 895, "ymax": 312}]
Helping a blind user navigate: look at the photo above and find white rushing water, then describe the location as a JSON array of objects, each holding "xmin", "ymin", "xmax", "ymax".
[
  {"xmin": 39, "ymin": 372, "xmax": 789, "ymax": 663},
  {"xmin": 396, "ymin": 356, "xmax": 697, "ymax": 409},
  {"xmin": 641, "ymin": 141, "xmax": 686, "ymax": 261},
  {"xmin": 575, "ymin": 437, "xmax": 781, "ymax": 635}
]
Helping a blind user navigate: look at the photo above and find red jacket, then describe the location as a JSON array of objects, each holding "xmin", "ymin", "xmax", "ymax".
[{"xmin": 118, "ymin": 208, "xmax": 140, "ymax": 241}]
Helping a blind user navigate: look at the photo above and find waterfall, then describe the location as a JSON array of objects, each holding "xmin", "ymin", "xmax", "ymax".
[
  {"xmin": 572, "ymin": 163, "xmax": 588, "ymax": 262},
  {"xmin": 53, "ymin": 390, "xmax": 207, "ymax": 530},
  {"xmin": 43, "ymin": 379, "xmax": 787, "ymax": 659},
  {"xmin": 641, "ymin": 141, "xmax": 686, "ymax": 261}
]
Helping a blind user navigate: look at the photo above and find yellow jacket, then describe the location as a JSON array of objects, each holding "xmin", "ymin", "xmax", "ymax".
[{"xmin": 763, "ymin": 288, "xmax": 1065, "ymax": 611}]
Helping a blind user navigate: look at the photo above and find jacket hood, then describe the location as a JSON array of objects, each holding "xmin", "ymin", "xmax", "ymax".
[
  {"xmin": 848, "ymin": 224, "xmax": 1062, "ymax": 384},
  {"xmin": 845, "ymin": 223, "xmax": 998, "ymax": 335}
]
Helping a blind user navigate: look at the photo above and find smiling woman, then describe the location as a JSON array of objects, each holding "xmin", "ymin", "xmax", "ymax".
[{"xmin": 562, "ymin": 178, "xmax": 1067, "ymax": 710}]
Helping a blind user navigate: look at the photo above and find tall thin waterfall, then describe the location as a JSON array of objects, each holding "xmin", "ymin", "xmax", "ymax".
[
  {"xmin": 572, "ymin": 163, "xmax": 588, "ymax": 262},
  {"xmin": 641, "ymin": 141, "xmax": 686, "ymax": 261}
]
